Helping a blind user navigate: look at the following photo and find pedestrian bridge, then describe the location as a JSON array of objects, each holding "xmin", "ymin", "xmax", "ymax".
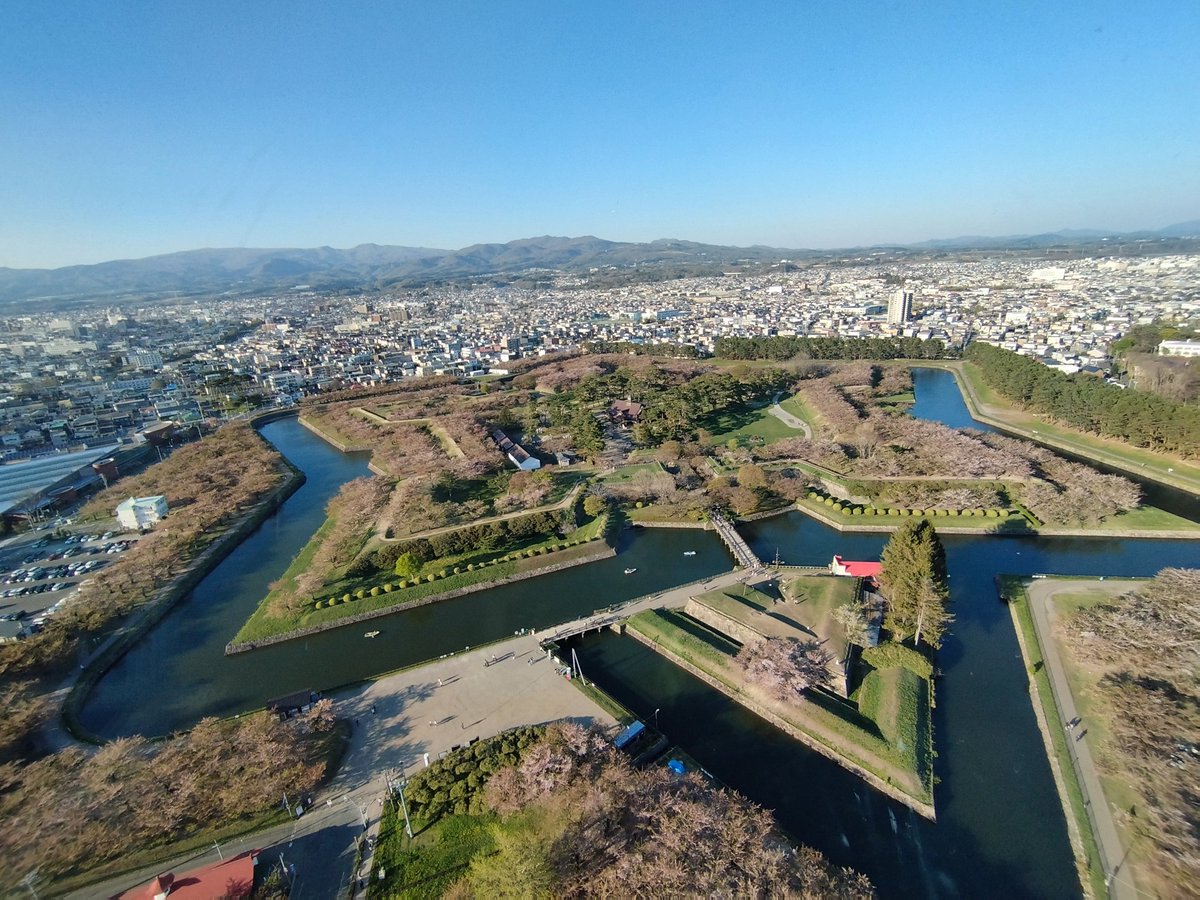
[{"xmin": 708, "ymin": 510, "xmax": 762, "ymax": 569}]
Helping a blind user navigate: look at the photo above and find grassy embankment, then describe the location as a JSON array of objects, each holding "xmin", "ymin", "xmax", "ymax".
[
  {"xmin": 1000, "ymin": 576, "xmax": 1110, "ymax": 899},
  {"xmin": 627, "ymin": 575, "xmax": 934, "ymax": 808},
  {"xmin": 929, "ymin": 360, "xmax": 1200, "ymax": 496},
  {"xmin": 367, "ymin": 726, "xmax": 547, "ymax": 898},
  {"xmin": 233, "ymin": 512, "xmax": 609, "ymax": 644}
]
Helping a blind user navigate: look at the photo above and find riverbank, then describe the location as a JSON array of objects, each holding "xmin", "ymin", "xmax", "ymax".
[
  {"xmin": 225, "ymin": 541, "xmax": 616, "ymax": 653},
  {"xmin": 1002, "ymin": 575, "xmax": 1144, "ymax": 899},
  {"xmin": 61, "ymin": 454, "xmax": 306, "ymax": 744},
  {"xmin": 624, "ymin": 624, "xmax": 936, "ymax": 819},
  {"xmin": 913, "ymin": 361, "xmax": 1200, "ymax": 496}
]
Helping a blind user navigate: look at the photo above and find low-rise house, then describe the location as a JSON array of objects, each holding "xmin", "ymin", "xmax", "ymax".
[{"xmin": 115, "ymin": 494, "xmax": 169, "ymax": 530}]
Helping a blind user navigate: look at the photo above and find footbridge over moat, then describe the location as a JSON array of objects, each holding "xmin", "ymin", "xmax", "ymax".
[{"xmin": 708, "ymin": 510, "xmax": 762, "ymax": 569}]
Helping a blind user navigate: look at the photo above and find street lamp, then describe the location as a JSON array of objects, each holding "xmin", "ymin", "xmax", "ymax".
[
  {"xmin": 344, "ymin": 795, "xmax": 368, "ymax": 829},
  {"xmin": 384, "ymin": 769, "xmax": 414, "ymax": 838},
  {"xmin": 653, "ymin": 708, "xmax": 660, "ymax": 730}
]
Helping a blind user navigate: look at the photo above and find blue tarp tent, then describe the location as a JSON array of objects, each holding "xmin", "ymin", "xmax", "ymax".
[{"xmin": 613, "ymin": 720, "xmax": 645, "ymax": 749}]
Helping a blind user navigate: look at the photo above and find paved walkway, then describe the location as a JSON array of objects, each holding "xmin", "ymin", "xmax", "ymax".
[
  {"xmin": 1024, "ymin": 578, "xmax": 1137, "ymax": 900},
  {"xmin": 769, "ymin": 392, "xmax": 812, "ymax": 438},
  {"xmin": 65, "ymin": 564, "xmax": 763, "ymax": 898}
]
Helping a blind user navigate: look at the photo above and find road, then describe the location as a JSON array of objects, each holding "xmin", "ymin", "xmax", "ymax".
[{"xmin": 1024, "ymin": 578, "xmax": 1137, "ymax": 900}]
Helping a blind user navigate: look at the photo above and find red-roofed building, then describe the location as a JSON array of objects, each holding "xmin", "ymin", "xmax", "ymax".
[
  {"xmin": 115, "ymin": 849, "xmax": 260, "ymax": 900},
  {"xmin": 830, "ymin": 555, "xmax": 883, "ymax": 582}
]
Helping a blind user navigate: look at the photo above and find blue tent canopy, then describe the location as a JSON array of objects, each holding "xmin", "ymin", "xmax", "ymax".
[{"xmin": 613, "ymin": 720, "xmax": 645, "ymax": 749}]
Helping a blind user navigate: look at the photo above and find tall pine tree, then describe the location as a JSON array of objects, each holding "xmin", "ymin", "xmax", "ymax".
[{"xmin": 878, "ymin": 519, "xmax": 952, "ymax": 649}]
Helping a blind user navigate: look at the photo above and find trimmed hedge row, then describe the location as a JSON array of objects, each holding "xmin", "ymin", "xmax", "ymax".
[{"xmin": 804, "ymin": 489, "xmax": 1011, "ymax": 520}]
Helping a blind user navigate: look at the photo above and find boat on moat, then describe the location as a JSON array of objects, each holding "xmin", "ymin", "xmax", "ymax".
[
  {"xmin": 364, "ymin": 630, "xmax": 381, "ymax": 638},
  {"xmin": 683, "ymin": 550, "xmax": 696, "ymax": 556},
  {"xmin": 624, "ymin": 567, "xmax": 637, "ymax": 574}
]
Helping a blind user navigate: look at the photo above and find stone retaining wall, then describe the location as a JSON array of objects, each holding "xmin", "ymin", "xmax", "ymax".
[
  {"xmin": 225, "ymin": 542, "xmax": 616, "ymax": 653},
  {"xmin": 627, "ymin": 628, "xmax": 937, "ymax": 821},
  {"xmin": 682, "ymin": 597, "xmax": 763, "ymax": 646}
]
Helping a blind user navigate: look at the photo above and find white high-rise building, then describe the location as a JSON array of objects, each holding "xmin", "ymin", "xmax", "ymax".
[{"xmin": 888, "ymin": 289, "xmax": 913, "ymax": 325}]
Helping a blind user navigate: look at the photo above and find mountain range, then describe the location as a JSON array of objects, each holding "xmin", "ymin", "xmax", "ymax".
[{"xmin": 2, "ymin": 222, "xmax": 1197, "ymax": 308}]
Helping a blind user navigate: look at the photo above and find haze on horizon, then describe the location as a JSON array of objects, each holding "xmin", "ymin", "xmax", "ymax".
[{"xmin": 2, "ymin": 1, "xmax": 1197, "ymax": 270}]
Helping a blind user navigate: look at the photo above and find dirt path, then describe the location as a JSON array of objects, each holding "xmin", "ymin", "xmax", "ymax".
[{"xmin": 768, "ymin": 393, "xmax": 812, "ymax": 438}]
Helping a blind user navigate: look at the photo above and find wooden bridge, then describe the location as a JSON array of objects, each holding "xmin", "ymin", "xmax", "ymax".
[{"xmin": 708, "ymin": 510, "xmax": 762, "ymax": 569}]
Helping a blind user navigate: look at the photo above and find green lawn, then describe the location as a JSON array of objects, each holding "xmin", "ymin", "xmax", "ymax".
[
  {"xmin": 234, "ymin": 515, "xmax": 609, "ymax": 644},
  {"xmin": 369, "ymin": 810, "xmax": 495, "ymax": 899},
  {"xmin": 951, "ymin": 362, "xmax": 1200, "ymax": 495},
  {"xmin": 701, "ymin": 402, "xmax": 806, "ymax": 447},
  {"xmin": 780, "ymin": 574, "xmax": 860, "ymax": 661},
  {"xmin": 600, "ymin": 462, "xmax": 664, "ymax": 483},
  {"xmin": 778, "ymin": 393, "xmax": 817, "ymax": 426}
]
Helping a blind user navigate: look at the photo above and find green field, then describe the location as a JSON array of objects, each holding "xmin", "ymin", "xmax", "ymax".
[
  {"xmin": 777, "ymin": 393, "xmax": 816, "ymax": 426},
  {"xmin": 701, "ymin": 402, "xmax": 806, "ymax": 447},
  {"xmin": 600, "ymin": 461, "xmax": 664, "ymax": 483},
  {"xmin": 234, "ymin": 514, "xmax": 609, "ymax": 644}
]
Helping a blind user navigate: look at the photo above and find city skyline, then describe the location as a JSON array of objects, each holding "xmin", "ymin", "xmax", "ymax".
[{"xmin": 2, "ymin": 1, "xmax": 1199, "ymax": 268}]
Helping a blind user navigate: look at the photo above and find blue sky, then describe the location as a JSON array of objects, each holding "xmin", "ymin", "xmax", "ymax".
[{"xmin": 2, "ymin": 1, "xmax": 1197, "ymax": 268}]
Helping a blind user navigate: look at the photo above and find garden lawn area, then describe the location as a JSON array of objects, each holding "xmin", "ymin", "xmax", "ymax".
[
  {"xmin": 233, "ymin": 515, "xmax": 609, "ymax": 644},
  {"xmin": 1091, "ymin": 504, "xmax": 1200, "ymax": 533},
  {"xmin": 777, "ymin": 393, "xmax": 817, "ymax": 425},
  {"xmin": 780, "ymin": 574, "xmax": 860, "ymax": 660},
  {"xmin": 1043, "ymin": 582, "xmax": 1154, "ymax": 883},
  {"xmin": 369, "ymin": 811, "xmax": 495, "ymax": 900},
  {"xmin": 600, "ymin": 462, "xmax": 664, "ymax": 483},
  {"xmin": 701, "ymin": 402, "xmax": 805, "ymax": 447},
  {"xmin": 629, "ymin": 608, "xmax": 932, "ymax": 805}
]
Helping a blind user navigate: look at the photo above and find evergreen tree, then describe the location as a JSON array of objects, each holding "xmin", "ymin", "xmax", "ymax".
[{"xmin": 878, "ymin": 519, "xmax": 952, "ymax": 649}]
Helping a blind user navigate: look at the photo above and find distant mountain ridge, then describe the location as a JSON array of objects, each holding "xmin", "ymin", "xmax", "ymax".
[{"xmin": 2, "ymin": 221, "xmax": 1197, "ymax": 307}]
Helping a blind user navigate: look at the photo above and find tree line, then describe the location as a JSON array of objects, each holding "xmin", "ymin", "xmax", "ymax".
[
  {"xmin": 714, "ymin": 335, "xmax": 956, "ymax": 361},
  {"xmin": 966, "ymin": 342, "xmax": 1200, "ymax": 457}
]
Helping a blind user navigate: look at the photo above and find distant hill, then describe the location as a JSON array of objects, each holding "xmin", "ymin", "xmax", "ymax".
[
  {"xmin": 0, "ymin": 237, "xmax": 802, "ymax": 307},
  {"xmin": 1, "ymin": 221, "xmax": 1197, "ymax": 307}
]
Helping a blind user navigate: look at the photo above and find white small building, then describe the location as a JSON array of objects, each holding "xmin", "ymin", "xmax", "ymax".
[{"xmin": 115, "ymin": 495, "xmax": 169, "ymax": 530}]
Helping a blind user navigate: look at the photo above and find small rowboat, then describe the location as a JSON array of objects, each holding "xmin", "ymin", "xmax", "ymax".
[{"xmin": 364, "ymin": 630, "xmax": 381, "ymax": 638}]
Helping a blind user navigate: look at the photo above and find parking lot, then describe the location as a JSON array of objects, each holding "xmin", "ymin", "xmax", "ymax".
[{"xmin": 0, "ymin": 527, "xmax": 141, "ymax": 629}]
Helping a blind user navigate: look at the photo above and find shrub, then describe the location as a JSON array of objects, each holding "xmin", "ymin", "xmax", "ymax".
[
  {"xmin": 949, "ymin": 509, "xmax": 960, "ymax": 517},
  {"xmin": 986, "ymin": 508, "xmax": 1001, "ymax": 518},
  {"xmin": 314, "ymin": 600, "xmax": 324, "ymax": 609},
  {"xmin": 453, "ymin": 566, "xmax": 462, "ymax": 575},
  {"xmin": 426, "ymin": 573, "xmax": 436, "ymax": 583},
  {"xmin": 342, "ymin": 594, "xmax": 352, "ymax": 604},
  {"xmin": 383, "ymin": 583, "xmax": 393, "ymax": 592},
  {"xmin": 865, "ymin": 507, "xmax": 877, "ymax": 516},
  {"xmin": 370, "ymin": 586, "xmax": 381, "ymax": 597},
  {"xmin": 439, "ymin": 569, "xmax": 448, "ymax": 578},
  {"xmin": 635, "ymin": 501, "xmax": 644, "ymax": 508},
  {"xmin": 824, "ymin": 497, "xmax": 835, "ymax": 506},
  {"xmin": 807, "ymin": 491, "xmax": 819, "ymax": 501},
  {"xmin": 355, "ymin": 589, "xmax": 366, "ymax": 600},
  {"xmin": 398, "ymin": 580, "xmax": 409, "ymax": 588},
  {"xmin": 900, "ymin": 509, "xmax": 912, "ymax": 517},
  {"xmin": 852, "ymin": 507, "xmax": 863, "ymax": 516}
]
